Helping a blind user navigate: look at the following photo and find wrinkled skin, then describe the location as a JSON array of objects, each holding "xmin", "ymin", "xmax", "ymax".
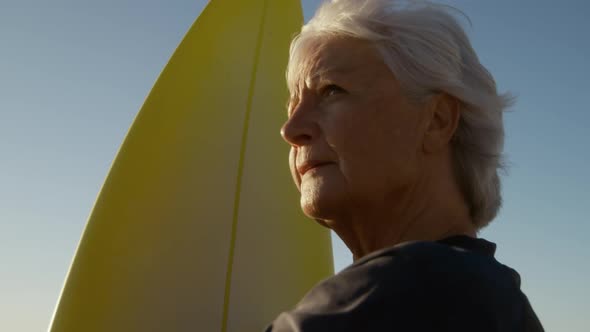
[{"xmin": 281, "ymin": 37, "xmax": 475, "ymax": 259}]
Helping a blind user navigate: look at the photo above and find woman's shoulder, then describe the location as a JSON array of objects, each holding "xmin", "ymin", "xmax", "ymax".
[
  {"xmin": 302, "ymin": 237, "xmax": 525, "ymax": 316},
  {"xmin": 266, "ymin": 237, "xmax": 539, "ymax": 331},
  {"xmin": 346, "ymin": 236, "xmax": 521, "ymax": 293}
]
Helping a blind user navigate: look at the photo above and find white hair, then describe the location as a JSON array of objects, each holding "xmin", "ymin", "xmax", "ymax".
[{"xmin": 287, "ymin": 0, "xmax": 514, "ymax": 228}]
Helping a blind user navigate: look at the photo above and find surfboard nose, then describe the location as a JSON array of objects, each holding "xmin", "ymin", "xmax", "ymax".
[{"xmin": 49, "ymin": 1, "xmax": 333, "ymax": 332}]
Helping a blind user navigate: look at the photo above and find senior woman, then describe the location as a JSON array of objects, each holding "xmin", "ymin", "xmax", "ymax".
[{"xmin": 266, "ymin": 0, "xmax": 544, "ymax": 331}]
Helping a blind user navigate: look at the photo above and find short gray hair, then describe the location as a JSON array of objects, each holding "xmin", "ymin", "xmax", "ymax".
[{"xmin": 287, "ymin": 0, "xmax": 513, "ymax": 228}]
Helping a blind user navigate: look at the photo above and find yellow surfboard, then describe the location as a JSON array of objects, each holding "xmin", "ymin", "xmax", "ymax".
[{"xmin": 48, "ymin": 0, "xmax": 333, "ymax": 331}]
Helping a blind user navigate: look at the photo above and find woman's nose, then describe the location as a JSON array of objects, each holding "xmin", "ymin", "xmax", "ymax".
[{"xmin": 280, "ymin": 104, "xmax": 319, "ymax": 147}]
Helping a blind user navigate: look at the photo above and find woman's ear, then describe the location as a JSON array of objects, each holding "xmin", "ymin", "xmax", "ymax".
[{"xmin": 422, "ymin": 93, "xmax": 461, "ymax": 154}]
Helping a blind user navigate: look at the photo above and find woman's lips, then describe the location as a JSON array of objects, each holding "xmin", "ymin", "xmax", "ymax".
[{"xmin": 299, "ymin": 161, "xmax": 333, "ymax": 176}]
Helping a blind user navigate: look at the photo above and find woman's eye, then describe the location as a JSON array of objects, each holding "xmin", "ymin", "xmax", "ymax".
[{"xmin": 320, "ymin": 84, "xmax": 345, "ymax": 97}]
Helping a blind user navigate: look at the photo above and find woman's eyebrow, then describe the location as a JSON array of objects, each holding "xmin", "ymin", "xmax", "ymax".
[
  {"xmin": 305, "ymin": 66, "xmax": 356, "ymax": 89},
  {"xmin": 312, "ymin": 65, "xmax": 356, "ymax": 78}
]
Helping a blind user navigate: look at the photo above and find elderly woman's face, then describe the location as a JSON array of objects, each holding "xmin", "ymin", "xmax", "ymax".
[{"xmin": 281, "ymin": 37, "xmax": 427, "ymax": 223}]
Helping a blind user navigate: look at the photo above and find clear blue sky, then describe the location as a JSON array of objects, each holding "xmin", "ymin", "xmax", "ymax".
[{"xmin": 1, "ymin": 0, "xmax": 588, "ymax": 331}]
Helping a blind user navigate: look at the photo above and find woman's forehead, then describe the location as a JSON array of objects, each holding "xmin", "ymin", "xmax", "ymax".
[
  {"xmin": 312, "ymin": 38, "xmax": 374, "ymax": 71},
  {"xmin": 292, "ymin": 37, "xmax": 381, "ymax": 88}
]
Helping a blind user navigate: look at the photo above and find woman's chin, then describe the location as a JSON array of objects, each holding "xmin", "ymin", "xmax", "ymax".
[{"xmin": 300, "ymin": 192, "xmax": 342, "ymax": 223}]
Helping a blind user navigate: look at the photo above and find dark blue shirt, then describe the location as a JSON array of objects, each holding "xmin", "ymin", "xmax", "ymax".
[{"xmin": 266, "ymin": 236, "xmax": 544, "ymax": 331}]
